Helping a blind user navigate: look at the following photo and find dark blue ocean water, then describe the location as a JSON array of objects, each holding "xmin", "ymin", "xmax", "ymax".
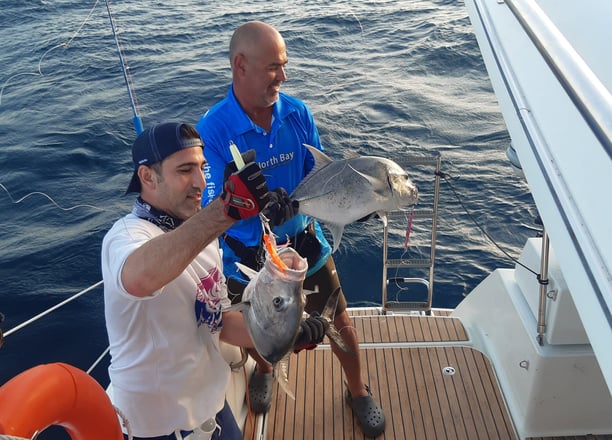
[{"xmin": 0, "ymin": 1, "xmax": 537, "ymax": 437}]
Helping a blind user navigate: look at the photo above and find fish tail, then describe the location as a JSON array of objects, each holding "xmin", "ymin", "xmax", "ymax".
[{"xmin": 274, "ymin": 357, "xmax": 295, "ymax": 400}]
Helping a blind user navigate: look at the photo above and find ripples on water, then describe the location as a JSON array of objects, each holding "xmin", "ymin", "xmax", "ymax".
[{"xmin": 0, "ymin": 0, "xmax": 536, "ymax": 421}]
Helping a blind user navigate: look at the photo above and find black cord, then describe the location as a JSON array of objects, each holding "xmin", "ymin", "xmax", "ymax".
[{"xmin": 438, "ymin": 171, "xmax": 539, "ymax": 277}]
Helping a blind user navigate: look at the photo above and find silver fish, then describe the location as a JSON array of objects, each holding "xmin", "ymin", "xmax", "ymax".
[
  {"xmin": 233, "ymin": 229, "xmax": 350, "ymax": 399},
  {"xmin": 291, "ymin": 145, "xmax": 419, "ymax": 252},
  {"xmin": 235, "ymin": 246, "xmax": 308, "ymax": 365}
]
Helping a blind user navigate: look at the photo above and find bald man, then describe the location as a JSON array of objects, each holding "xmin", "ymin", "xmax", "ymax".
[{"xmin": 195, "ymin": 21, "xmax": 385, "ymax": 438}]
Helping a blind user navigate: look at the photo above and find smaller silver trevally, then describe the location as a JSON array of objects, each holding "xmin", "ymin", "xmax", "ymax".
[
  {"xmin": 291, "ymin": 145, "xmax": 419, "ymax": 252},
  {"xmin": 233, "ymin": 245, "xmax": 307, "ymax": 399},
  {"xmin": 235, "ymin": 246, "xmax": 308, "ymax": 365},
  {"xmin": 233, "ymin": 240, "xmax": 350, "ymax": 399}
]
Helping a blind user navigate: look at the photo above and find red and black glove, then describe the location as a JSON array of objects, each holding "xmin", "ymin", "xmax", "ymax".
[
  {"xmin": 294, "ymin": 312, "xmax": 329, "ymax": 353},
  {"xmin": 221, "ymin": 150, "xmax": 270, "ymax": 220}
]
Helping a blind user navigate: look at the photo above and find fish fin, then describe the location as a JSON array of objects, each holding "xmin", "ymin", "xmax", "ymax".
[
  {"xmin": 321, "ymin": 287, "xmax": 340, "ymax": 321},
  {"xmin": 347, "ymin": 163, "xmax": 384, "ymax": 189},
  {"xmin": 303, "ymin": 286, "xmax": 320, "ymax": 296},
  {"xmin": 290, "ymin": 145, "xmax": 336, "ymax": 200},
  {"xmin": 324, "ymin": 223, "xmax": 345, "ymax": 253},
  {"xmin": 235, "ymin": 262, "xmax": 258, "ymax": 280},
  {"xmin": 379, "ymin": 212, "xmax": 388, "ymax": 227},
  {"xmin": 289, "ymin": 145, "xmax": 334, "ymax": 200},
  {"xmin": 274, "ymin": 356, "xmax": 295, "ymax": 400},
  {"xmin": 326, "ymin": 324, "xmax": 352, "ymax": 354},
  {"xmin": 227, "ymin": 302, "xmax": 250, "ymax": 313},
  {"xmin": 303, "ymin": 144, "xmax": 333, "ymax": 169},
  {"xmin": 317, "ymin": 287, "xmax": 353, "ymax": 354}
]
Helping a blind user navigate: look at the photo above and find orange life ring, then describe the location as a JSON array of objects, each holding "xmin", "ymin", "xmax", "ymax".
[{"xmin": 0, "ymin": 362, "xmax": 123, "ymax": 440}]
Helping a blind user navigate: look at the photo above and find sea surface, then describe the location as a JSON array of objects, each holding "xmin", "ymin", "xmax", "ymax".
[{"xmin": 0, "ymin": 0, "xmax": 537, "ymax": 437}]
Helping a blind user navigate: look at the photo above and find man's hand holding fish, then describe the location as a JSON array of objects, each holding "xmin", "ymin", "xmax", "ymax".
[{"xmin": 293, "ymin": 311, "xmax": 329, "ymax": 353}]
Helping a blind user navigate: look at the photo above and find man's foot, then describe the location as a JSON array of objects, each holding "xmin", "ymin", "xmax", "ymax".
[
  {"xmin": 248, "ymin": 370, "xmax": 273, "ymax": 414},
  {"xmin": 345, "ymin": 385, "xmax": 386, "ymax": 438}
]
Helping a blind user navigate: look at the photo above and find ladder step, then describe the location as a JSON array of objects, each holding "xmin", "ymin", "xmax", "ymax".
[
  {"xmin": 385, "ymin": 258, "xmax": 432, "ymax": 268},
  {"xmin": 381, "ymin": 152, "xmax": 441, "ymax": 314},
  {"xmin": 384, "ymin": 301, "xmax": 431, "ymax": 311},
  {"xmin": 395, "ymin": 155, "xmax": 440, "ymax": 167},
  {"xmin": 386, "ymin": 209, "xmax": 435, "ymax": 221}
]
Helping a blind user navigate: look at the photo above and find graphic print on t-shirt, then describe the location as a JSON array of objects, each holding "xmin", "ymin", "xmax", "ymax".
[{"xmin": 194, "ymin": 266, "xmax": 224, "ymax": 333}]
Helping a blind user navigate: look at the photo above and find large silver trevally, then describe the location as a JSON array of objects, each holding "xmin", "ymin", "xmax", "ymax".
[{"xmin": 291, "ymin": 145, "xmax": 419, "ymax": 252}]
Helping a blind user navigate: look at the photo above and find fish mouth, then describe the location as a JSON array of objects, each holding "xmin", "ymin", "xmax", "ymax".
[
  {"xmin": 279, "ymin": 248, "xmax": 308, "ymax": 271},
  {"xmin": 267, "ymin": 248, "xmax": 308, "ymax": 281},
  {"xmin": 388, "ymin": 173, "xmax": 419, "ymax": 204},
  {"xmin": 406, "ymin": 184, "xmax": 418, "ymax": 203}
]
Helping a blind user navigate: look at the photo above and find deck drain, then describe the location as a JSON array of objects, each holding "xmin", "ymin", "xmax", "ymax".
[{"xmin": 442, "ymin": 366, "xmax": 455, "ymax": 376}]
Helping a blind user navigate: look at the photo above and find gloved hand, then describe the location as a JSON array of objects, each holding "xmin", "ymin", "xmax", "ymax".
[
  {"xmin": 261, "ymin": 188, "xmax": 300, "ymax": 227},
  {"xmin": 221, "ymin": 149, "xmax": 270, "ymax": 220},
  {"xmin": 223, "ymin": 149, "xmax": 256, "ymax": 182},
  {"xmin": 293, "ymin": 311, "xmax": 329, "ymax": 353}
]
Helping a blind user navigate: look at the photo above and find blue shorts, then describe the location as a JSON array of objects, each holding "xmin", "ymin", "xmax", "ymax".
[{"xmin": 123, "ymin": 400, "xmax": 242, "ymax": 440}]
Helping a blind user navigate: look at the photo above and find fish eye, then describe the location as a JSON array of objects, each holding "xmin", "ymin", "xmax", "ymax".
[{"xmin": 272, "ymin": 297, "xmax": 285, "ymax": 309}]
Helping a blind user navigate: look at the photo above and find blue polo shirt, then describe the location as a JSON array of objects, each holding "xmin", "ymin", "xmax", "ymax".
[{"xmin": 195, "ymin": 85, "xmax": 332, "ymax": 283}]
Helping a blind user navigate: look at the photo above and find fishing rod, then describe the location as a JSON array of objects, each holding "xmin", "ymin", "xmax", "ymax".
[{"xmin": 104, "ymin": 0, "xmax": 143, "ymax": 135}]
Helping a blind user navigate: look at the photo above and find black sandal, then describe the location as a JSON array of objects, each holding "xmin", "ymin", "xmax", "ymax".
[
  {"xmin": 345, "ymin": 384, "xmax": 386, "ymax": 438},
  {"xmin": 248, "ymin": 370, "xmax": 273, "ymax": 414}
]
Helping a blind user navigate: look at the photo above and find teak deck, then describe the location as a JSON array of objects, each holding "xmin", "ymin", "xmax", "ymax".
[
  {"xmin": 242, "ymin": 312, "xmax": 517, "ymax": 439},
  {"xmin": 241, "ymin": 311, "xmax": 610, "ymax": 439}
]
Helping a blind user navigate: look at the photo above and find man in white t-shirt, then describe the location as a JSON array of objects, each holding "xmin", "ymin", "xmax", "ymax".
[{"xmin": 102, "ymin": 122, "xmax": 326, "ymax": 440}]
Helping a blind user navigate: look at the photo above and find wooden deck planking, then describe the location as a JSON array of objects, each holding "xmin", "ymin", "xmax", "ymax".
[
  {"xmin": 349, "ymin": 309, "xmax": 468, "ymax": 343},
  {"xmin": 242, "ymin": 313, "xmax": 483, "ymax": 440},
  {"xmin": 349, "ymin": 314, "xmax": 468, "ymax": 344},
  {"xmin": 243, "ymin": 311, "xmax": 610, "ymax": 440},
  {"xmin": 527, "ymin": 436, "xmax": 612, "ymax": 440},
  {"xmin": 244, "ymin": 344, "xmax": 517, "ymax": 440}
]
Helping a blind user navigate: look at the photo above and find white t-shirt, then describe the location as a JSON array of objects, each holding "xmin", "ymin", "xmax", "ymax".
[{"xmin": 102, "ymin": 214, "xmax": 232, "ymax": 437}]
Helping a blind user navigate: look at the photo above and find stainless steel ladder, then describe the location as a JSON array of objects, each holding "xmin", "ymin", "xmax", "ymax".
[{"xmin": 382, "ymin": 153, "xmax": 442, "ymax": 314}]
